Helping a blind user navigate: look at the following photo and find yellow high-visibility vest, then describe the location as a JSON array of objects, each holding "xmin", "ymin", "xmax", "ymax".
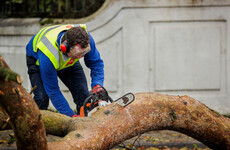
[{"xmin": 32, "ymin": 24, "xmax": 90, "ymax": 70}]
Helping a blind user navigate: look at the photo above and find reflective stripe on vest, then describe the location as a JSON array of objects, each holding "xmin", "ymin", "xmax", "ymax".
[{"xmin": 41, "ymin": 35, "xmax": 60, "ymax": 65}]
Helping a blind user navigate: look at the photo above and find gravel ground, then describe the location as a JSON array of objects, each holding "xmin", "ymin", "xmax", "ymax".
[{"xmin": 0, "ymin": 130, "xmax": 211, "ymax": 150}]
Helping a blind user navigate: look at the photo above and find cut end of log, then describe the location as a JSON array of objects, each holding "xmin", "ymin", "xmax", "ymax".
[{"xmin": 17, "ymin": 76, "xmax": 23, "ymax": 84}]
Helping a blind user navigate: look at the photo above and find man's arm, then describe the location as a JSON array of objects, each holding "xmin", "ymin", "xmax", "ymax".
[
  {"xmin": 38, "ymin": 50, "xmax": 75, "ymax": 117},
  {"xmin": 84, "ymin": 33, "xmax": 104, "ymax": 89}
]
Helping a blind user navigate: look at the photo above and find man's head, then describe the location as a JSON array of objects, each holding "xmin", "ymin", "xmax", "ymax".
[{"xmin": 61, "ymin": 26, "xmax": 90, "ymax": 59}]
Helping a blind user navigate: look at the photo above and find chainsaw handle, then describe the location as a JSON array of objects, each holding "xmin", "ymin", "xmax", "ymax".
[{"xmin": 82, "ymin": 86, "xmax": 113, "ymax": 117}]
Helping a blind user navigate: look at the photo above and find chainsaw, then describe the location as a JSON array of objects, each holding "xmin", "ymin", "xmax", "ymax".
[{"xmin": 79, "ymin": 86, "xmax": 135, "ymax": 117}]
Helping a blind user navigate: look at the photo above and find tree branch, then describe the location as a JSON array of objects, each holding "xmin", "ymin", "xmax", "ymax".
[
  {"xmin": 0, "ymin": 56, "xmax": 47, "ymax": 150},
  {"xmin": 46, "ymin": 93, "xmax": 230, "ymax": 150}
]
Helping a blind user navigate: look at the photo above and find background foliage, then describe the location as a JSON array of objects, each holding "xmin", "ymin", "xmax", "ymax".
[{"xmin": 0, "ymin": 0, "xmax": 105, "ymax": 18}]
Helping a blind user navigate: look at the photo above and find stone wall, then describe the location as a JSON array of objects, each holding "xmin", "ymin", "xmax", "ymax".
[{"xmin": 0, "ymin": 0, "xmax": 230, "ymax": 113}]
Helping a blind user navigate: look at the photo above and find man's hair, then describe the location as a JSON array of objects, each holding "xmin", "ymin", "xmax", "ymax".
[{"xmin": 62, "ymin": 26, "xmax": 90, "ymax": 49}]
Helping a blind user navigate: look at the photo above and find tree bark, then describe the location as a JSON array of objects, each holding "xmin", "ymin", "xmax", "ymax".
[
  {"xmin": 0, "ymin": 55, "xmax": 229, "ymax": 150},
  {"xmin": 0, "ymin": 56, "xmax": 47, "ymax": 150}
]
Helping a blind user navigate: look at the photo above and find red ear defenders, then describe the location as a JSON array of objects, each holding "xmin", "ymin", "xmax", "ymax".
[{"xmin": 60, "ymin": 41, "xmax": 70, "ymax": 53}]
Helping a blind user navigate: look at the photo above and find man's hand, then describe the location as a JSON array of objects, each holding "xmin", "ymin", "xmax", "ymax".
[{"xmin": 92, "ymin": 84, "xmax": 104, "ymax": 94}]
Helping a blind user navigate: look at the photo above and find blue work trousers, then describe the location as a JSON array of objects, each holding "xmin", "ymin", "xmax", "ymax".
[{"xmin": 26, "ymin": 56, "xmax": 90, "ymax": 114}]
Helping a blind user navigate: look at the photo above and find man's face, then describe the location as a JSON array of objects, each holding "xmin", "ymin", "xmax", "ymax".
[{"xmin": 67, "ymin": 44, "xmax": 88, "ymax": 59}]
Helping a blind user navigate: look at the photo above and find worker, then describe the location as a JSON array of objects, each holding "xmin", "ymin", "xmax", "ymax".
[{"xmin": 26, "ymin": 24, "xmax": 105, "ymax": 117}]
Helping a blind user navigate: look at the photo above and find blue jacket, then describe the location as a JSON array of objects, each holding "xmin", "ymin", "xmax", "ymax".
[{"xmin": 26, "ymin": 31, "xmax": 104, "ymax": 117}]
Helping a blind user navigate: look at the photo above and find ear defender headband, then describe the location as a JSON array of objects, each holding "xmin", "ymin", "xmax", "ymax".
[{"xmin": 60, "ymin": 40, "xmax": 70, "ymax": 53}]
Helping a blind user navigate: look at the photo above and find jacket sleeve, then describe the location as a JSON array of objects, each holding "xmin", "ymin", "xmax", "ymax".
[
  {"xmin": 37, "ymin": 50, "xmax": 75, "ymax": 117},
  {"xmin": 84, "ymin": 33, "xmax": 104, "ymax": 89}
]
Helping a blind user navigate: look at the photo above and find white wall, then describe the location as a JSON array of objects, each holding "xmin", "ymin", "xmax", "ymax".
[{"xmin": 0, "ymin": 0, "xmax": 230, "ymax": 113}]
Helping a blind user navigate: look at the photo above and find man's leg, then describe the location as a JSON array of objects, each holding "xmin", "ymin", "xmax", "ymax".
[
  {"xmin": 58, "ymin": 61, "xmax": 90, "ymax": 114},
  {"xmin": 26, "ymin": 56, "xmax": 49, "ymax": 109}
]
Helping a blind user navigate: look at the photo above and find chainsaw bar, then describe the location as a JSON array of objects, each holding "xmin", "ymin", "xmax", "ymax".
[
  {"xmin": 113, "ymin": 93, "xmax": 135, "ymax": 107},
  {"xmin": 88, "ymin": 93, "xmax": 135, "ymax": 116}
]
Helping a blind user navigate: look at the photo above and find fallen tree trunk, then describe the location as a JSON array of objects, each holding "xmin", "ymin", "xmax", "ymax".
[
  {"xmin": 0, "ymin": 55, "xmax": 229, "ymax": 150},
  {"xmin": 2, "ymin": 93, "xmax": 230, "ymax": 150},
  {"xmin": 42, "ymin": 93, "xmax": 229, "ymax": 150}
]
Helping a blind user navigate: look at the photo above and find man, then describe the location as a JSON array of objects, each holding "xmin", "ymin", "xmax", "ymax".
[{"xmin": 26, "ymin": 24, "xmax": 105, "ymax": 117}]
